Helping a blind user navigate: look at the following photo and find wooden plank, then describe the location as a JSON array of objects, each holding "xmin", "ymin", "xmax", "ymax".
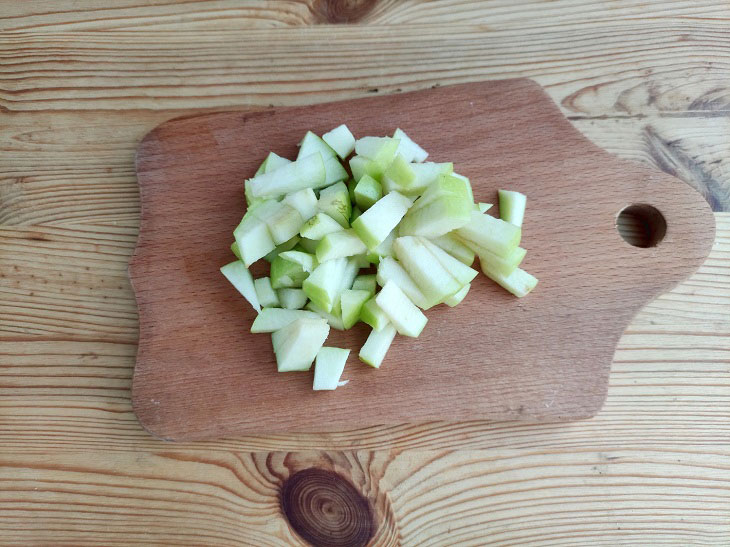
[
  {"xmin": 0, "ymin": 24, "xmax": 728, "ymax": 117},
  {"xmin": 1, "ymin": 0, "xmax": 728, "ymax": 31},
  {"xmin": 0, "ymin": 225, "xmax": 138, "ymax": 342},
  {"xmin": 1, "ymin": 216, "xmax": 727, "ymax": 451},
  {"xmin": 0, "ymin": 448, "xmax": 727, "ymax": 545}
]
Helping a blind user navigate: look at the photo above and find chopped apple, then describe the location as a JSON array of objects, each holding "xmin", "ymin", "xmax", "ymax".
[
  {"xmin": 316, "ymin": 229, "xmax": 367, "ymax": 262},
  {"xmin": 393, "ymin": 128, "xmax": 428, "ymax": 163},
  {"xmin": 340, "ymin": 289, "xmax": 371, "ymax": 329},
  {"xmin": 376, "ymin": 256, "xmax": 429, "ymax": 309},
  {"xmin": 251, "ymin": 308, "xmax": 320, "ymax": 333},
  {"xmin": 254, "ymin": 277, "xmax": 279, "ymax": 308},
  {"xmin": 277, "ymin": 288, "xmax": 308, "ymax": 310},
  {"xmin": 271, "ymin": 318, "xmax": 330, "ymax": 372},
  {"xmin": 352, "ymin": 273, "xmax": 377, "ymax": 295},
  {"xmin": 322, "ymin": 124, "xmax": 356, "ymax": 159},
  {"xmin": 299, "ymin": 212, "xmax": 344, "ymax": 239},
  {"xmin": 359, "ymin": 296, "xmax": 390, "ymax": 331},
  {"xmin": 375, "ymin": 281, "xmax": 428, "ymax": 337},
  {"xmin": 220, "ymin": 261, "xmax": 260, "ymax": 313},
  {"xmin": 352, "ymin": 191, "xmax": 412, "ymax": 250},
  {"xmin": 283, "ymin": 188, "xmax": 318, "ymax": 222},
  {"xmin": 455, "ymin": 210, "xmax": 521, "ymax": 258},
  {"xmin": 270, "ymin": 254, "xmax": 309, "ymax": 289},
  {"xmin": 498, "ymin": 189, "xmax": 527, "ymax": 227},
  {"xmin": 392, "ymin": 236, "xmax": 461, "ymax": 306},
  {"xmin": 318, "ymin": 181, "xmax": 351, "ymax": 228},
  {"xmin": 313, "ymin": 347, "xmax": 350, "ymax": 390},
  {"xmin": 481, "ymin": 263, "xmax": 538, "ymax": 298},
  {"xmin": 477, "ymin": 246, "xmax": 527, "ymax": 277},
  {"xmin": 353, "ymin": 174, "xmax": 383, "ymax": 210},
  {"xmin": 249, "ymin": 152, "xmax": 326, "ymax": 199},
  {"xmin": 302, "ymin": 257, "xmax": 348, "ymax": 313},
  {"xmin": 443, "ymin": 283, "xmax": 470, "ymax": 307},
  {"xmin": 359, "ymin": 323, "xmax": 397, "ymax": 368}
]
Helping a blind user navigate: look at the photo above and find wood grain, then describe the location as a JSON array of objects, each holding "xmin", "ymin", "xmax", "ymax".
[
  {"xmin": 1, "ymin": 24, "xmax": 729, "ymax": 117},
  {"xmin": 0, "ymin": 449, "xmax": 727, "ymax": 545},
  {"xmin": 2, "ymin": 23, "xmax": 729, "ymax": 213},
  {"xmin": 1, "ymin": 1, "xmax": 729, "ymax": 544},
  {"xmin": 130, "ymin": 79, "xmax": 714, "ymax": 439},
  {"xmin": 2, "ymin": 0, "xmax": 729, "ymax": 30}
]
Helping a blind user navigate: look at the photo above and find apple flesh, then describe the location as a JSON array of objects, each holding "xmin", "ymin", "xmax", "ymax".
[
  {"xmin": 317, "ymin": 181, "xmax": 351, "ymax": 228},
  {"xmin": 375, "ymin": 280, "xmax": 428, "ymax": 338},
  {"xmin": 220, "ymin": 261, "xmax": 260, "ymax": 313},
  {"xmin": 498, "ymin": 189, "xmax": 527, "ymax": 227},
  {"xmin": 455, "ymin": 210, "xmax": 521, "ymax": 258},
  {"xmin": 277, "ymin": 288, "xmax": 308, "ymax": 310},
  {"xmin": 393, "ymin": 128, "xmax": 428, "ymax": 163},
  {"xmin": 352, "ymin": 191, "xmax": 412, "ymax": 250},
  {"xmin": 322, "ymin": 124, "xmax": 356, "ymax": 159},
  {"xmin": 271, "ymin": 318, "xmax": 330, "ymax": 372},
  {"xmin": 313, "ymin": 347, "xmax": 350, "ymax": 390},
  {"xmin": 315, "ymin": 229, "xmax": 368, "ymax": 262},
  {"xmin": 254, "ymin": 276, "xmax": 279, "ymax": 308},
  {"xmin": 359, "ymin": 297, "xmax": 390, "ymax": 331},
  {"xmin": 353, "ymin": 174, "xmax": 383, "ymax": 210},
  {"xmin": 340, "ymin": 289, "xmax": 371, "ymax": 329},
  {"xmin": 249, "ymin": 152, "xmax": 326, "ymax": 199},
  {"xmin": 376, "ymin": 256, "xmax": 429, "ymax": 309},
  {"xmin": 302, "ymin": 257, "xmax": 348, "ymax": 313},
  {"xmin": 359, "ymin": 323, "xmax": 397, "ymax": 368},
  {"xmin": 481, "ymin": 263, "xmax": 538, "ymax": 298},
  {"xmin": 251, "ymin": 308, "xmax": 320, "ymax": 333}
]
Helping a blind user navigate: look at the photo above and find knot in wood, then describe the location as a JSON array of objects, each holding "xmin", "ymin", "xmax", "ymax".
[
  {"xmin": 280, "ymin": 468, "xmax": 375, "ymax": 546},
  {"xmin": 312, "ymin": 0, "xmax": 377, "ymax": 24}
]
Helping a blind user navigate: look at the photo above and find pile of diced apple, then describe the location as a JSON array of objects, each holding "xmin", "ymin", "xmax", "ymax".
[{"xmin": 221, "ymin": 125, "xmax": 537, "ymax": 390}]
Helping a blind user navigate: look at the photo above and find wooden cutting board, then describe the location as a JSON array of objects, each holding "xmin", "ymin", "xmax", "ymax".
[{"xmin": 131, "ymin": 79, "xmax": 714, "ymax": 441}]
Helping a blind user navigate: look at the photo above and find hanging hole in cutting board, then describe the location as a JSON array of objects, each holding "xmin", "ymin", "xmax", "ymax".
[{"xmin": 616, "ymin": 204, "xmax": 667, "ymax": 248}]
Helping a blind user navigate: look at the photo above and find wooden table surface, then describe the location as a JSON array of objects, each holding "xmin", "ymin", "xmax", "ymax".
[{"xmin": 1, "ymin": 2, "xmax": 728, "ymax": 545}]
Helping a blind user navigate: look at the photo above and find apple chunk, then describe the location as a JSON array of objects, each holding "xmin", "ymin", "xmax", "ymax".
[{"xmin": 271, "ymin": 318, "xmax": 330, "ymax": 372}]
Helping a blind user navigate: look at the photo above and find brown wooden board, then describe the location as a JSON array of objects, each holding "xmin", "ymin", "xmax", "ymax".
[{"xmin": 131, "ymin": 79, "xmax": 714, "ymax": 441}]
